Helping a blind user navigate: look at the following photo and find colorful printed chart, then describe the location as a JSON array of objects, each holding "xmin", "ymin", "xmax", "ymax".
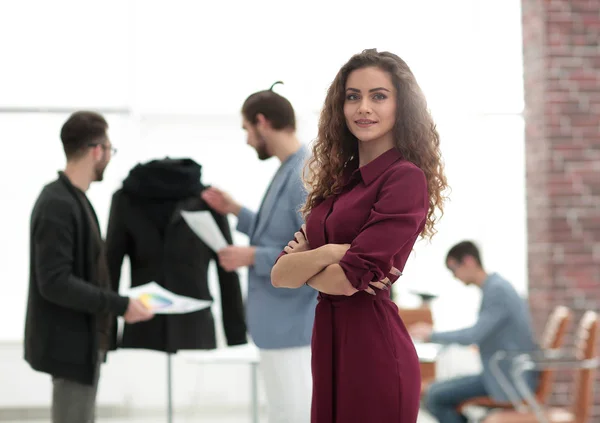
[
  {"xmin": 139, "ymin": 293, "xmax": 173, "ymax": 310},
  {"xmin": 127, "ymin": 282, "xmax": 212, "ymax": 314}
]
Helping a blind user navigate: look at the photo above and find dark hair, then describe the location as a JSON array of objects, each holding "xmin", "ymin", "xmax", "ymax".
[
  {"xmin": 446, "ymin": 241, "xmax": 482, "ymax": 267},
  {"xmin": 60, "ymin": 111, "xmax": 108, "ymax": 160},
  {"xmin": 302, "ymin": 48, "xmax": 448, "ymax": 240},
  {"xmin": 241, "ymin": 81, "xmax": 296, "ymax": 131}
]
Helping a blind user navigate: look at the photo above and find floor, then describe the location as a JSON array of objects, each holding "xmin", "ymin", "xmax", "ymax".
[{"xmin": 0, "ymin": 409, "xmax": 437, "ymax": 423}]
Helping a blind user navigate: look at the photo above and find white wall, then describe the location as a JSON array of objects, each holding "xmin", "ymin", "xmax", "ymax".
[{"xmin": 0, "ymin": 0, "xmax": 526, "ymax": 413}]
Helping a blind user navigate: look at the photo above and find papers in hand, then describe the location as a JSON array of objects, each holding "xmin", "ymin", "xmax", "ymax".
[
  {"xmin": 181, "ymin": 210, "xmax": 228, "ymax": 252},
  {"xmin": 127, "ymin": 282, "xmax": 212, "ymax": 314}
]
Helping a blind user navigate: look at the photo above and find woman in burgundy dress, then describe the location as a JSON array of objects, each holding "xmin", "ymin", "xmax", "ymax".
[{"xmin": 271, "ymin": 49, "xmax": 448, "ymax": 422}]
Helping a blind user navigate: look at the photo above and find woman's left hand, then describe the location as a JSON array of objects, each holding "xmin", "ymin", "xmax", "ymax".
[
  {"xmin": 284, "ymin": 224, "xmax": 310, "ymax": 254},
  {"xmin": 365, "ymin": 277, "xmax": 391, "ymax": 295},
  {"xmin": 364, "ymin": 266, "xmax": 399, "ymax": 294}
]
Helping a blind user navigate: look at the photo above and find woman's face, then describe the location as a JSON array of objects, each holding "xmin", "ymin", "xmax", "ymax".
[{"xmin": 343, "ymin": 66, "xmax": 397, "ymax": 147}]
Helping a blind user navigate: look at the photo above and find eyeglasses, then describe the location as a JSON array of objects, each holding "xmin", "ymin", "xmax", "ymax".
[{"xmin": 88, "ymin": 143, "xmax": 117, "ymax": 156}]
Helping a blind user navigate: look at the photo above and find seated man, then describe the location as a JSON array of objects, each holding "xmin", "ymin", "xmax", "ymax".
[{"xmin": 410, "ymin": 241, "xmax": 539, "ymax": 423}]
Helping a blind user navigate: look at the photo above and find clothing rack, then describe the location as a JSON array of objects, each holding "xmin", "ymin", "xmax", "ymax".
[{"xmin": 167, "ymin": 353, "xmax": 173, "ymax": 423}]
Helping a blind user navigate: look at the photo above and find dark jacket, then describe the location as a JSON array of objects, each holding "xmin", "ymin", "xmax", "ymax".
[
  {"xmin": 24, "ymin": 172, "xmax": 130, "ymax": 385},
  {"xmin": 106, "ymin": 158, "xmax": 247, "ymax": 353}
]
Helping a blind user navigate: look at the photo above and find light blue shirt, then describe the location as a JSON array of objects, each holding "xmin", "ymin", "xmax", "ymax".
[{"xmin": 237, "ymin": 145, "xmax": 317, "ymax": 349}]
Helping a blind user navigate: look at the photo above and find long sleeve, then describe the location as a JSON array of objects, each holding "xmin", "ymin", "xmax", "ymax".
[
  {"xmin": 33, "ymin": 199, "xmax": 129, "ymax": 315},
  {"xmin": 259, "ymin": 172, "xmax": 306, "ymax": 276},
  {"xmin": 238, "ymin": 205, "xmax": 282, "ymax": 276},
  {"xmin": 339, "ymin": 165, "xmax": 428, "ymax": 291},
  {"xmin": 212, "ymin": 210, "xmax": 248, "ymax": 346},
  {"xmin": 105, "ymin": 191, "xmax": 132, "ymax": 350},
  {"xmin": 255, "ymin": 246, "xmax": 287, "ymax": 278},
  {"xmin": 430, "ymin": 284, "xmax": 509, "ymax": 346},
  {"xmin": 105, "ymin": 191, "xmax": 131, "ymax": 295},
  {"xmin": 236, "ymin": 207, "xmax": 257, "ymax": 236},
  {"xmin": 289, "ymin": 169, "xmax": 308, "ymax": 231}
]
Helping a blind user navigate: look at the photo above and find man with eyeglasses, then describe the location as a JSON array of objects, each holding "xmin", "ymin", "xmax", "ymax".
[{"xmin": 24, "ymin": 111, "xmax": 154, "ymax": 423}]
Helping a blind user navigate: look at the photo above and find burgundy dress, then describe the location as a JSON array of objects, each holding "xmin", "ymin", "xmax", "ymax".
[{"xmin": 299, "ymin": 148, "xmax": 428, "ymax": 422}]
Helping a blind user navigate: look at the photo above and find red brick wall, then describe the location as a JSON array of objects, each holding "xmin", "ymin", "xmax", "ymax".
[{"xmin": 521, "ymin": 0, "xmax": 600, "ymax": 419}]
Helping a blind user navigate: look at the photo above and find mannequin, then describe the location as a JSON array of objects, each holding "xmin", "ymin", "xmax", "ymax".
[
  {"xmin": 106, "ymin": 157, "xmax": 247, "ymax": 352},
  {"xmin": 105, "ymin": 157, "xmax": 247, "ymax": 421}
]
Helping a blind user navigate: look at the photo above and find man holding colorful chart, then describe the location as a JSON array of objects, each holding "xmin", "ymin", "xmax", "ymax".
[
  {"xmin": 202, "ymin": 83, "xmax": 314, "ymax": 423},
  {"xmin": 23, "ymin": 111, "xmax": 154, "ymax": 423}
]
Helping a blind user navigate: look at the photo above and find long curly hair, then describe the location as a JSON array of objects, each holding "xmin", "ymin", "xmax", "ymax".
[{"xmin": 302, "ymin": 48, "xmax": 448, "ymax": 240}]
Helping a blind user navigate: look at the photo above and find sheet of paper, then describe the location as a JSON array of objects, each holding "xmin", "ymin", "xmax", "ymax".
[
  {"xmin": 180, "ymin": 210, "xmax": 228, "ymax": 252},
  {"xmin": 126, "ymin": 281, "xmax": 212, "ymax": 314}
]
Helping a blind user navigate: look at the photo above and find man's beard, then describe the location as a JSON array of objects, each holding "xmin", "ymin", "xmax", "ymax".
[
  {"xmin": 256, "ymin": 145, "xmax": 271, "ymax": 161},
  {"xmin": 94, "ymin": 161, "xmax": 108, "ymax": 181},
  {"xmin": 255, "ymin": 133, "xmax": 272, "ymax": 161}
]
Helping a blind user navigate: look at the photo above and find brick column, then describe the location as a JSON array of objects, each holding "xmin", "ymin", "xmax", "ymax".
[{"xmin": 522, "ymin": 0, "xmax": 600, "ymax": 416}]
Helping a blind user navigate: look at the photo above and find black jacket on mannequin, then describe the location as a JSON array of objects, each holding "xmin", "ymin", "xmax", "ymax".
[{"xmin": 105, "ymin": 158, "xmax": 247, "ymax": 353}]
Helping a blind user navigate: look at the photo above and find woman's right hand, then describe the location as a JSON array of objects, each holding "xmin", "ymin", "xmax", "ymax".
[{"xmin": 284, "ymin": 225, "xmax": 311, "ymax": 254}]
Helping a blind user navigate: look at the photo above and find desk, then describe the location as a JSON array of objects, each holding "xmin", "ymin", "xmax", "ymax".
[
  {"xmin": 414, "ymin": 342, "xmax": 444, "ymax": 362},
  {"xmin": 399, "ymin": 307, "xmax": 440, "ymax": 386},
  {"xmin": 414, "ymin": 342, "xmax": 445, "ymax": 385},
  {"xmin": 182, "ymin": 345, "xmax": 260, "ymax": 423}
]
